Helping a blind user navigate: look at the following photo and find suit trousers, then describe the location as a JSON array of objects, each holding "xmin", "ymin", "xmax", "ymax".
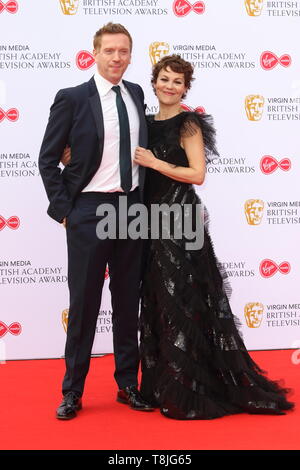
[{"xmin": 62, "ymin": 189, "xmax": 143, "ymax": 396}]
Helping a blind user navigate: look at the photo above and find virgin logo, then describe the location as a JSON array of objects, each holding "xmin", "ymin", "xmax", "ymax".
[
  {"xmin": 260, "ymin": 51, "xmax": 291, "ymax": 70},
  {"xmin": 0, "ymin": 108, "xmax": 19, "ymax": 123},
  {"xmin": 260, "ymin": 156, "xmax": 291, "ymax": 174},
  {"xmin": 173, "ymin": 0, "xmax": 205, "ymax": 17},
  {"xmin": 105, "ymin": 266, "xmax": 109, "ymax": 280},
  {"xmin": 181, "ymin": 103, "xmax": 205, "ymax": 114},
  {"xmin": 0, "ymin": 1, "xmax": 18, "ymax": 14},
  {"xmin": 0, "ymin": 321, "xmax": 22, "ymax": 338},
  {"xmin": 259, "ymin": 259, "xmax": 291, "ymax": 278},
  {"xmin": 76, "ymin": 51, "xmax": 95, "ymax": 70},
  {"xmin": 0, "ymin": 215, "xmax": 20, "ymax": 231}
]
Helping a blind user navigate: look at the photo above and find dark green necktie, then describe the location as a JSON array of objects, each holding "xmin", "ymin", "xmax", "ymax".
[{"xmin": 112, "ymin": 85, "xmax": 132, "ymax": 193}]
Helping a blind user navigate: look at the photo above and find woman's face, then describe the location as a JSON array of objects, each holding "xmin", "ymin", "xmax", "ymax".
[{"xmin": 154, "ymin": 67, "xmax": 187, "ymax": 106}]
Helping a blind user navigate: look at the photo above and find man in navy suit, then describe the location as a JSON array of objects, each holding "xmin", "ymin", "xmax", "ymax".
[{"xmin": 39, "ymin": 23, "xmax": 153, "ymax": 419}]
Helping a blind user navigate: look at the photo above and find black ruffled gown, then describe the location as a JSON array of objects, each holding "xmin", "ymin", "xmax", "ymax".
[{"xmin": 139, "ymin": 112, "xmax": 294, "ymax": 419}]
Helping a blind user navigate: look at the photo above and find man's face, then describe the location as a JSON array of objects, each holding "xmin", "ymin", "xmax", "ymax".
[
  {"xmin": 94, "ymin": 34, "xmax": 131, "ymax": 85},
  {"xmin": 245, "ymin": 0, "xmax": 264, "ymax": 16},
  {"xmin": 60, "ymin": 0, "xmax": 79, "ymax": 15}
]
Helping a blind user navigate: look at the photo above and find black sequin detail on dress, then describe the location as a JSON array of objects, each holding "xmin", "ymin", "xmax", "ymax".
[{"xmin": 140, "ymin": 112, "xmax": 294, "ymax": 419}]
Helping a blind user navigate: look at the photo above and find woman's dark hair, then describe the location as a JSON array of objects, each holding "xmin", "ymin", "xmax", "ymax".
[{"xmin": 151, "ymin": 54, "xmax": 194, "ymax": 99}]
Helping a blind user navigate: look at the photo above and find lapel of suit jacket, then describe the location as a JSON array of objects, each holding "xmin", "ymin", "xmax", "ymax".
[
  {"xmin": 123, "ymin": 80, "xmax": 147, "ymax": 196},
  {"xmin": 123, "ymin": 80, "xmax": 147, "ymax": 147},
  {"xmin": 88, "ymin": 77, "xmax": 105, "ymax": 155}
]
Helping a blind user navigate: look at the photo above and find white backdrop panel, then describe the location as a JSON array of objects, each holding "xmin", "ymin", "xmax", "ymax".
[{"xmin": 0, "ymin": 0, "xmax": 299, "ymax": 359}]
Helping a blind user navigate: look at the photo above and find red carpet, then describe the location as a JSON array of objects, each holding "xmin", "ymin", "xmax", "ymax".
[{"xmin": 0, "ymin": 350, "xmax": 298, "ymax": 450}]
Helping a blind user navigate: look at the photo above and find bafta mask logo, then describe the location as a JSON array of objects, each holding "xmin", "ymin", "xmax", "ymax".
[
  {"xmin": 62, "ymin": 309, "xmax": 69, "ymax": 333},
  {"xmin": 149, "ymin": 42, "xmax": 170, "ymax": 65},
  {"xmin": 245, "ymin": 95, "xmax": 264, "ymax": 121},
  {"xmin": 244, "ymin": 199, "xmax": 264, "ymax": 225},
  {"xmin": 59, "ymin": 0, "xmax": 79, "ymax": 15},
  {"xmin": 244, "ymin": 303, "xmax": 264, "ymax": 328},
  {"xmin": 244, "ymin": 0, "xmax": 264, "ymax": 16}
]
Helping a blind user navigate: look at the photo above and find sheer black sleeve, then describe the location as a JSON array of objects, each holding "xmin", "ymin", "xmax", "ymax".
[{"xmin": 179, "ymin": 112, "xmax": 219, "ymax": 163}]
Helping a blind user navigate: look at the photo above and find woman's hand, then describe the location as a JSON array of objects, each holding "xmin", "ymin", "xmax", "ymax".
[
  {"xmin": 61, "ymin": 146, "xmax": 71, "ymax": 166},
  {"xmin": 134, "ymin": 147, "xmax": 158, "ymax": 169}
]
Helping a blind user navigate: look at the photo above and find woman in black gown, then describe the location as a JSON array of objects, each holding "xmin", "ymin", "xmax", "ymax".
[{"xmin": 134, "ymin": 55, "xmax": 294, "ymax": 420}]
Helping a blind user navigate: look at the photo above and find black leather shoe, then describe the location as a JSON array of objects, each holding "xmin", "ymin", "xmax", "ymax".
[
  {"xmin": 56, "ymin": 391, "xmax": 82, "ymax": 420},
  {"xmin": 117, "ymin": 385, "xmax": 155, "ymax": 411}
]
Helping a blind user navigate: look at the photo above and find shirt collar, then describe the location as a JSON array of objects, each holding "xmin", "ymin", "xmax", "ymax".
[{"xmin": 94, "ymin": 72, "xmax": 128, "ymax": 97}]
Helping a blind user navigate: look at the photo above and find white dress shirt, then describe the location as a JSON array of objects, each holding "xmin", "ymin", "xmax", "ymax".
[{"xmin": 82, "ymin": 72, "xmax": 140, "ymax": 193}]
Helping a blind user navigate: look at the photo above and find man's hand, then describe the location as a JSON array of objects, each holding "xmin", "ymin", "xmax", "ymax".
[
  {"xmin": 61, "ymin": 146, "xmax": 71, "ymax": 166},
  {"xmin": 62, "ymin": 217, "xmax": 67, "ymax": 228}
]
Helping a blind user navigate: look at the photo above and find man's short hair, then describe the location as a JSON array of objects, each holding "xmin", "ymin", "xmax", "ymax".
[{"xmin": 93, "ymin": 22, "xmax": 133, "ymax": 51}]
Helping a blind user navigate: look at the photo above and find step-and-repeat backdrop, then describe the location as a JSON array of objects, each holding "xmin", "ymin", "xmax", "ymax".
[{"xmin": 1, "ymin": 0, "xmax": 300, "ymax": 360}]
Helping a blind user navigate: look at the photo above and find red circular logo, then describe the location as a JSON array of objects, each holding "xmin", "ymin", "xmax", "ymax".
[
  {"xmin": 173, "ymin": 0, "xmax": 205, "ymax": 16},
  {"xmin": 76, "ymin": 51, "xmax": 95, "ymax": 70},
  {"xmin": 105, "ymin": 266, "xmax": 109, "ymax": 280},
  {"xmin": 0, "ymin": 215, "xmax": 20, "ymax": 231},
  {"xmin": 0, "ymin": 321, "xmax": 22, "ymax": 338},
  {"xmin": 259, "ymin": 259, "xmax": 291, "ymax": 278},
  {"xmin": 260, "ymin": 156, "xmax": 291, "ymax": 174},
  {"xmin": 260, "ymin": 51, "xmax": 291, "ymax": 70},
  {"xmin": 181, "ymin": 103, "xmax": 206, "ymax": 114},
  {"xmin": 0, "ymin": 108, "xmax": 19, "ymax": 123},
  {"xmin": 0, "ymin": 1, "xmax": 18, "ymax": 14}
]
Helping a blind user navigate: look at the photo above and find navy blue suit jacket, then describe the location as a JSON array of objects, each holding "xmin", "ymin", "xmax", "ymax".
[{"xmin": 39, "ymin": 76, "xmax": 148, "ymax": 223}]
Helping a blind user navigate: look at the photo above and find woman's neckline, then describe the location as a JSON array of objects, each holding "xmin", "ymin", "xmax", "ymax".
[{"xmin": 152, "ymin": 111, "xmax": 187, "ymax": 122}]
